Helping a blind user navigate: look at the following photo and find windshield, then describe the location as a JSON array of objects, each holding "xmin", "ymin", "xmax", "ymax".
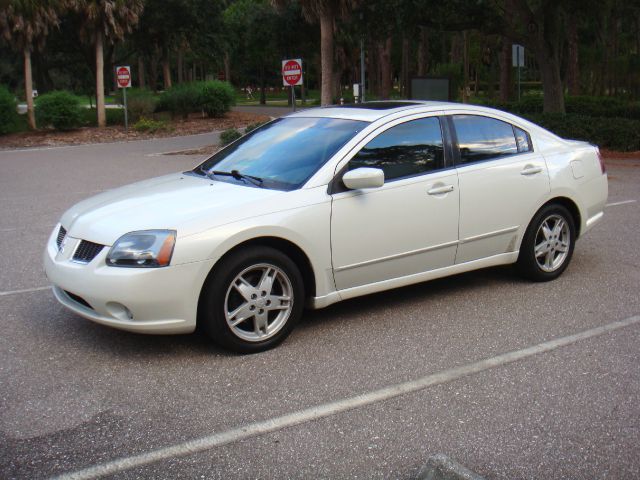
[{"xmin": 196, "ymin": 117, "xmax": 367, "ymax": 191}]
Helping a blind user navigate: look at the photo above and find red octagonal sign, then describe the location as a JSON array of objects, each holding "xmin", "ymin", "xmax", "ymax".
[
  {"xmin": 282, "ymin": 59, "xmax": 303, "ymax": 86},
  {"xmin": 116, "ymin": 66, "xmax": 131, "ymax": 88}
]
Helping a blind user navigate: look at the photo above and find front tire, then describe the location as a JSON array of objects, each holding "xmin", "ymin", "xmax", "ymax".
[
  {"xmin": 200, "ymin": 246, "xmax": 304, "ymax": 353},
  {"xmin": 517, "ymin": 204, "xmax": 576, "ymax": 281}
]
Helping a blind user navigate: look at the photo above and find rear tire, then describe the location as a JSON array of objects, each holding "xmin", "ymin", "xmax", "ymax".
[
  {"xmin": 517, "ymin": 204, "xmax": 576, "ymax": 282},
  {"xmin": 199, "ymin": 246, "xmax": 304, "ymax": 353}
]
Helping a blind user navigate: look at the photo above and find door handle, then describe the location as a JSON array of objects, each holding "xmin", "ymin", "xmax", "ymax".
[
  {"xmin": 427, "ymin": 184, "xmax": 455, "ymax": 195},
  {"xmin": 521, "ymin": 165, "xmax": 543, "ymax": 176}
]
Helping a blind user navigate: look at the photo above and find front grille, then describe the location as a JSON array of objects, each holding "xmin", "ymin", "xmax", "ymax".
[
  {"xmin": 56, "ymin": 226, "xmax": 67, "ymax": 249},
  {"xmin": 64, "ymin": 290, "xmax": 94, "ymax": 310},
  {"xmin": 72, "ymin": 240, "xmax": 104, "ymax": 263}
]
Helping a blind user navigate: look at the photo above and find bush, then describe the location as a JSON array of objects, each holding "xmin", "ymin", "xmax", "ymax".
[
  {"xmin": 220, "ymin": 128, "xmax": 242, "ymax": 146},
  {"xmin": 117, "ymin": 88, "xmax": 158, "ymax": 122},
  {"xmin": 0, "ymin": 85, "xmax": 18, "ymax": 134},
  {"xmin": 199, "ymin": 81, "xmax": 235, "ymax": 118},
  {"xmin": 244, "ymin": 120, "xmax": 268, "ymax": 134},
  {"xmin": 80, "ymin": 107, "xmax": 124, "ymax": 126},
  {"xmin": 525, "ymin": 113, "xmax": 640, "ymax": 151},
  {"xmin": 133, "ymin": 117, "xmax": 167, "ymax": 133},
  {"xmin": 36, "ymin": 91, "xmax": 83, "ymax": 130},
  {"xmin": 158, "ymin": 83, "xmax": 200, "ymax": 119}
]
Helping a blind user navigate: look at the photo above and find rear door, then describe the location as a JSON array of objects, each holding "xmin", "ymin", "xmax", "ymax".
[{"xmin": 449, "ymin": 114, "xmax": 550, "ymax": 264}]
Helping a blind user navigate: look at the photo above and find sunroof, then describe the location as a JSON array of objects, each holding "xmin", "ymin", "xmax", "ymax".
[{"xmin": 334, "ymin": 101, "xmax": 422, "ymax": 110}]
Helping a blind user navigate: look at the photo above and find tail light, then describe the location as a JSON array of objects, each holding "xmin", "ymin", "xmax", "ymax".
[{"xmin": 596, "ymin": 147, "xmax": 606, "ymax": 174}]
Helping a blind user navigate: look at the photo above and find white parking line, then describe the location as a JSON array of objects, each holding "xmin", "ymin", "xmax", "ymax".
[
  {"xmin": 606, "ymin": 199, "xmax": 637, "ymax": 207},
  {"xmin": 53, "ymin": 314, "xmax": 640, "ymax": 480},
  {"xmin": 0, "ymin": 286, "xmax": 51, "ymax": 297}
]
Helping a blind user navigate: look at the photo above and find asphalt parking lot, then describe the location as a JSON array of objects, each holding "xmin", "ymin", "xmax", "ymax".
[{"xmin": 0, "ymin": 134, "xmax": 639, "ymax": 479}]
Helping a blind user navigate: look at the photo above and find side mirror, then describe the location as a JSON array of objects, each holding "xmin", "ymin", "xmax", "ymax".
[{"xmin": 342, "ymin": 167, "xmax": 385, "ymax": 190}]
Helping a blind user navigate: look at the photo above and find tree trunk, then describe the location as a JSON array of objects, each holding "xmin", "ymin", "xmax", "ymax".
[
  {"xmin": 462, "ymin": 31, "xmax": 469, "ymax": 102},
  {"xmin": 566, "ymin": 16, "xmax": 580, "ymax": 96},
  {"xmin": 110, "ymin": 48, "xmax": 117, "ymax": 93},
  {"xmin": 23, "ymin": 47, "xmax": 36, "ymax": 129},
  {"xmin": 401, "ymin": 35, "xmax": 409, "ymax": 97},
  {"xmin": 499, "ymin": 37, "xmax": 511, "ymax": 102},
  {"xmin": 95, "ymin": 31, "xmax": 106, "ymax": 128},
  {"xmin": 319, "ymin": 12, "xmax": 334, "ymax": 105},
  {"xmin": 536, "ymin": 48, "xmax": 564, "ymax": 113},
  {"xmin": 224, "ymin": 52, "xmax": 231, "ymax": 84},
  {"xmin": 379, "ymin": 37, "xmax": 392, "ymax": 99},
  {"xmin": 162, "ymin": 53, "xmax": 172, "ymax": 89},
  {"xmin": 138, "ymin": 56, "xmax": 146, "ymax": 88},
  {"xmin": 367, "ymin": 39, "xmax": 378, "ymax": 96},
  {"xmin": 417, "ymin": 27, "xmax": 429, "ymax": 76},
  {"xmin": 177, "ymin": 49, "xmax": 184, "ymax": 84},
  {"xmin": 259, "ymin": 63, "xmax": 266, "ymax": 105}
]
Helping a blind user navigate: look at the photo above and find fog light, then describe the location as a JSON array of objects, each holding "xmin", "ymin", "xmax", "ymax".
[{"xmin": 106, "ymin": 302, "xmax": 134, "ymax": 321}]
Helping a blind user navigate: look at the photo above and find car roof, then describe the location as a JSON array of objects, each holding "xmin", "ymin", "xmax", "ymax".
[{"xmin": 285, "ymin": 100, "xmax": 520, "ymax": 122}]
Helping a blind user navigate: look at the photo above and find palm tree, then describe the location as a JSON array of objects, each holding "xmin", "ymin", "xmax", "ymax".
[
  {"xmin": 273, "ymin": 0, "xmax": 357, "ymax": 106},
  {"xmin": 0, "ymin": 1, "xmax": 64, "ymax": 129},
  {"xmin": 73, "ymin": 0, "xmax": 144, "ymax": 127}
]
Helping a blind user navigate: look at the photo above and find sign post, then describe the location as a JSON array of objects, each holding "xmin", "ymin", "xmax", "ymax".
[
  {"xmin": 282, "ymin": 59, "xmax": 303, "ymax": 112},
  {"xmin": 512, "ymin": 45, "xmax": 524, "ymax": 101},
  {"xmin": 116, "ymin": 65, "xmax": 132, "ymax": 131}
]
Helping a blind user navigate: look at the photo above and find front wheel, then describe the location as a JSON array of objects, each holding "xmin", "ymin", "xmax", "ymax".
[
  {"xmin": 517, "ymin": 204, "xmax": 576, "ymax": 281},
  {"xmin": 199, "ymin": 246, "xmax": 304, "ymax": 353}
]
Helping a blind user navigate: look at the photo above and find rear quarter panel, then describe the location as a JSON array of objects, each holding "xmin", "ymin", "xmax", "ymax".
[{"xmin": 543, "ymin": 142, "xmax": 608, "ymax": 237}]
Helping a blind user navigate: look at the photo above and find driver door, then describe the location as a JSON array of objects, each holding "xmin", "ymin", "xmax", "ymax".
[{"xmin": 330, "ymin": 115, "xmax": 459, "ymax": 291}]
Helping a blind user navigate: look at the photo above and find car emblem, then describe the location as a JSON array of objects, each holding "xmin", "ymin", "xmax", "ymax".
[{"xmin": 59, "ymin": 238, "xmax": 67, "ymax": 253}]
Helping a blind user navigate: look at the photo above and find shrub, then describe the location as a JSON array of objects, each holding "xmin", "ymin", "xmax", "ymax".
[
  {"xmin": 244, "ymin": 120, "xmax": 268, "ymax": 134},
  {"xmin": 220, "ymin": 128, "xmax": 242, "ymax": 146},
  {"xmin": 158, "ymin": 83, "xmax": 200, "ymax": 119},
  {"xmin": 199, "ymin": 81, "xmax": 235, "ymax": 118},
  {"xmin": 80, "ymin": 107, "xmax": 124, "ymax": 126},
  {"xmin": 0, "ymin": 85, "xmax": 18, "ymax": 134},
  {"xmin": 117, "ymin": 88, "xmax": 158, "ymax": 122},
  {"xmin": 36, "ymin": 91, "xmax": 83, "ymax": 130},
  {"xmin": 525, "ymin": 113, "xmax": 640, "ymax": 151},
  {"xmin": 133, "ymin": 117, "xmax": 167, "ymax": 133}
]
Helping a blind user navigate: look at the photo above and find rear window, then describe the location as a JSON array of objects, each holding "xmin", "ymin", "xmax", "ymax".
[{"xmin": 452, "ymin": 115, "xmax": 519, "ymax": 164}]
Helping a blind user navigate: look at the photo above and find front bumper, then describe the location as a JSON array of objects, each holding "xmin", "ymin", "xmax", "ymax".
[{"xmin": 44, "ymin": 225, "xmax": 212, "ymax": 334}]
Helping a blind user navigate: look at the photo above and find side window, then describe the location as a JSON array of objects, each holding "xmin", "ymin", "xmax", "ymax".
[
  {"xmin": 349, "ymin": 117, "xmax": 444, "ymax": 181},
  {"xmin": 452, "ymin": 115, "xmax": 518, "ymax": 164},
  {"xmin": 514, "ymin": 126, "xmax": 532, "ymax": 153}
]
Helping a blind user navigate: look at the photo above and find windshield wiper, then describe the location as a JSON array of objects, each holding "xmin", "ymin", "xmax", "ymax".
[{"xmin": 207, "ymin": 169, "xmax": 264, "ymax": 188}]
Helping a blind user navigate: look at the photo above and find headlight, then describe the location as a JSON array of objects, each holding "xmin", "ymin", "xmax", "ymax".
[{"xmin": 106, "ymin": 230, "xmax": 176, "ymax": 268}]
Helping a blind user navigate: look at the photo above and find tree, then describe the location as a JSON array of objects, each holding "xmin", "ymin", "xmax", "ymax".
[
  {"xmin": 73, "ymin": 0, "xmax": 143, "ymax": 127},
  {"xmin": 274, "ymin": 0, "xmax": 357, "ymax": 105},
  {"xmin": 0, "ymin": 0, "xmax": 64, "ymax": 129}
]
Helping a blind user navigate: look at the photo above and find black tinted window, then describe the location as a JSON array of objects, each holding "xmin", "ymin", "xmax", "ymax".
[
  {"xmin": 514, "ymin": 126, "xmax": 532, "ymax": 152},
  {"xmin": 349, "ymin": 117, "xmax": 444, "ymax": 181},
  {"xmin": 453, "ymin": 115, "xmax": 518, "ymax": 164}
]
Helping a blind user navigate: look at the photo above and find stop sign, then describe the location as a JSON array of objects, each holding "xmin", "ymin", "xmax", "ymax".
[
  {"xmin": 282, "ymin": 59, "xmax": 303, "ymax": 86},
  {"xmin": 116, "ymin": 66, "xmax": 131, "ymax": 88}
]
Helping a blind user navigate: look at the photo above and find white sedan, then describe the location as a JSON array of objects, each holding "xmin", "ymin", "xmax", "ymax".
[{"xmin": 44, "ymin": 101, "xmax": 608, "ymax": 352}]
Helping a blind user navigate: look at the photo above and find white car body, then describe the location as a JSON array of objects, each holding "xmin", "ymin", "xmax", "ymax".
[{"xmin": 44, "ymin": 101, "xmax": 608, "ymax": 336}]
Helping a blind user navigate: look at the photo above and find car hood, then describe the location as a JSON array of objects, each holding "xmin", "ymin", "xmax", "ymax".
[{"xmin": 61, "ymin": 172, "xmax": 283, "ymax": 245}]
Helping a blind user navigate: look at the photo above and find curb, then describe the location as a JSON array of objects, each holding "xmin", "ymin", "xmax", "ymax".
[{"xmin": 417, "ymin": 454, "xmax": 486, "ymax": 480}]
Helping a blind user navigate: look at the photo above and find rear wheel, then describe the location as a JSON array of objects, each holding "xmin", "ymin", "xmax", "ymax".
[
  {"xmin": 517, "ymin": 204, "xmax": 576, "ymax": 281},
  {"xmin": 200, "ymin": 246, "xmax": 304, "ymax": 353}
]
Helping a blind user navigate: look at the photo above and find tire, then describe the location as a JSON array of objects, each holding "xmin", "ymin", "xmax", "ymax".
[
  {"xmin": 516, "ymin": 203, "xmax": 576, "ymax": 282},
  {"xmin": 199, "ymin": 246, "xmax": 304, "ymax": 353}
]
